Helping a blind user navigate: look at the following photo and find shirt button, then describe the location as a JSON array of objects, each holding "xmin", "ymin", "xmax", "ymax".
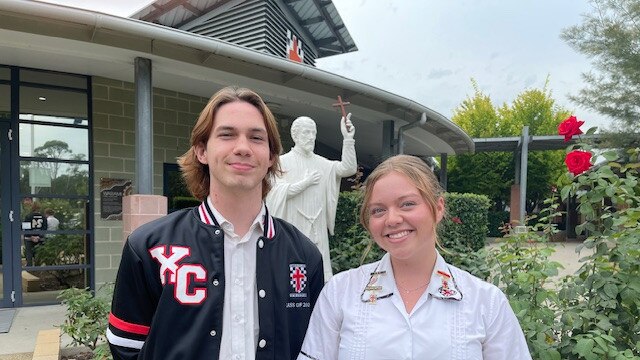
[
  {"xmin": 214, "ymin": 229, "xmax": 221, "ymax": 235},
  {"xmin": 259, "ymin": 289, "xmax": 266, "ymax": 298},
  {"xmin": 209, "ymin": 330, "xmax": 217, "ymax": 337},
  {"xmin": 258, "ymin": 339, "xmax": 266, "ymax": 348},
  {"xmin": 234, "ymin": 278, "xmax": 242, "ymax": 286},
  {"xmin": 258, "ymin": 239, "xmax": 264, "ymax": 248},
  {"xmin": 212, "ymin": 278, "xmax": 219, "ymax": 286},
  {"xmin": 234, "ymin": 314, "xmax": 242, "ymax": 322}
]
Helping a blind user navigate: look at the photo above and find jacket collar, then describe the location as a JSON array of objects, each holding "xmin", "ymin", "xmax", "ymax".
[{"xmin": 197, "ymin": 198, "xmax": 275, "ymax": 239}]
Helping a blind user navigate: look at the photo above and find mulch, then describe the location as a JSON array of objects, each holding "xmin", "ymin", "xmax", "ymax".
[
  {"xmin": 60, "ymin": 346, "xmax": 93, "ymax": 360},
  {"xmin": 61, "ymin": 354, "xmax": 92, "ymax": 360}
]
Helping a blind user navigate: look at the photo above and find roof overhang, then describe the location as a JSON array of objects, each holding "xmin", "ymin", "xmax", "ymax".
[
  {"xmin": 0, "ymin": 0, "xmax": 474, "ymax": 169},
  {"xmin": 473, "ymin": 134, "xmax": 602, "ymax": 152}
]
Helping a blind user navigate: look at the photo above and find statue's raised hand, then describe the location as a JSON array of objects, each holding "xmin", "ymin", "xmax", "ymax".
[{"xmin": 340, "ymin": 113, "xmax": 355, "ymax": 139}]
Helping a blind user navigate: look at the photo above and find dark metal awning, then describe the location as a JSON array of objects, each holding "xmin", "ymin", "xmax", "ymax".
[
  {"xmin": 473, "ymin": 134, "xmax": 601, "ymax": 153},
  {"xmin": 130, "ymin": 0, "xmax": 357, "ymax": 58}
]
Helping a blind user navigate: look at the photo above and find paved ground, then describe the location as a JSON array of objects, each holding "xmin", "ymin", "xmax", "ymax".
[
  {"xmin": 0, "ymin": 240, "xmax": 590, "ymax": 358},
  {"xmin": 487, "ymin": 239, "xmax": 592, "ymax": 280},
  {"xmin": 0, "ymin": 304, "xmax": 70, "ymax": 357}
]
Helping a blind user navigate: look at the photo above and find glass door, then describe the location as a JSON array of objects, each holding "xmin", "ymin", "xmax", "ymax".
[
  {"xmin": 18, "ymin": 69, "xmax": 92, "ymax": 305},
  {"xmin": 0, "ymin": 66, "xmax": 92, "ymax": 307}
]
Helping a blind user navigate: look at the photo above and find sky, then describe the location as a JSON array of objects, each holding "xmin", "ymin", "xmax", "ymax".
[{"xmin": 41, "ymin": 0, "xmax": 611, "ymax": 131}]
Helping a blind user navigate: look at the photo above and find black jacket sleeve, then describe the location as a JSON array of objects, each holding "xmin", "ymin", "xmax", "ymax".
[{"xmin": 107, "ymin": 240, "xmax": 157, "ymax": 360}]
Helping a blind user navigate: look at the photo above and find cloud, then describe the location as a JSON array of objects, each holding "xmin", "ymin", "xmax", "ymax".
[
  {"xmin": 426, "ymin": 68, "xmax": 453, "ymax": 80},
  {"xmin": 523, "ymin": 74, "xmax": 538, "ymax": 88}
]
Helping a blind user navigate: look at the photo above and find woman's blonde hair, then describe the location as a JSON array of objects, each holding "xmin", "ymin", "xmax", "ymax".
[
  {"xmin": 177, "ymin": 86, "xmax": 283, "ymax": 200},
  {"xmin": 358, "ymin": 155, "xmax": 445, "ymax": 262}
]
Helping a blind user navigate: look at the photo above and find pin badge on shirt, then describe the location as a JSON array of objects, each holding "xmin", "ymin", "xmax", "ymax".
[
  {"xmin": 361, "ymin": 270, "xmax": 393, "ymax": 304},
  {"xmin": 435, "ymin": 270, "xmax": 462, "ymax": 300}
]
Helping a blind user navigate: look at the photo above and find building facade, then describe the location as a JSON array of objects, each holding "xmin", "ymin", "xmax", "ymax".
[{"xmin": 0, "ymin": 0, "xmax": 473, "ymax": 307}]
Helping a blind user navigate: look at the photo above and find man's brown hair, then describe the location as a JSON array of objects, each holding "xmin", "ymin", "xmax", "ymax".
[{"xmin": 177, "ymin": 86, "xmax": 283, "ymax": 200}]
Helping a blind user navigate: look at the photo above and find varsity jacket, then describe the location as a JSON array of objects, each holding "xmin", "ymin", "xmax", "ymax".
[{"xmin": 107, "ymin": 201, "xmax": 324, "ymax": 360}]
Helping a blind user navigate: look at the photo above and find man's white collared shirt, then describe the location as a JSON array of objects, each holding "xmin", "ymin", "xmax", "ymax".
[
  {"xmin": 207, "ymin": 198, "xmax": 263, "ymax": 360},
  {"xmin": 299, "ymin": 252, "xmax": 532, "ymax": 360}
]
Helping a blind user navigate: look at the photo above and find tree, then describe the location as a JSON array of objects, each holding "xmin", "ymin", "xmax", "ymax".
[
  {"xmin": 561, "ymin": 0, "xmax": 640, "ymax": 146},
  {"xmin": 33, "ymin": 140, "xmax": 73, "ymax": 180},
  {"xmin": 448, "ymin": 79, "xmax": 569, "ymax": 217}
]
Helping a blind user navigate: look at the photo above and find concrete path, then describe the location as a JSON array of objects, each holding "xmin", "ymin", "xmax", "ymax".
[
  {"xmin": 0, "ymin": 304, "xmax": 70, "ymax": 357},
  {"xmin": 487, "ymin": 239, "xmax": 593, "ymax": 280}
]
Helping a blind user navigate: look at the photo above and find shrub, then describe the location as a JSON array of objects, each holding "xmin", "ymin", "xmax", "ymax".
[
  {"xmin": 171, "ymin": 196, "xmax": 200, "ymax": 211},
  {"xmin": 35, "ymin": 235, "xmax": 85, "ymax": 287},
  {"xmin": 450, "ymin": 120, "xmax": 640, "ymax": 359},
  {"xmin": 58, "ymin": 285, "xmax": 113, "ymax": 360},
  {"xmin": 329, "ymin": 191, "xmax": 384, "ymax": 274},
  {"xmin": 439, "ymin": 192, "xmax": 491, "ymax": 252},
  {"xmin": 487, "ymin": 209, "xmax": 510, "ymax": 237}
]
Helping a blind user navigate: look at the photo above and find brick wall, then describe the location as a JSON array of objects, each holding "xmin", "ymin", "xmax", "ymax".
[{"xmin": 92, "ymin": 77, "xmax": 208, "ymax": 286}]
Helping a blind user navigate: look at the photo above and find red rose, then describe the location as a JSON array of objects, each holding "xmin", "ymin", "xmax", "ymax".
[
  {"xmin": 565, "ymin": 150, "xmax": 592, "ymax": 176},
  {"xmin": 451, "ymin": 216, "xmax": 462, "ymax": 224},
  {"xmin": 558, "ymin": 115, "xmax": 584, "ymax": 142}
]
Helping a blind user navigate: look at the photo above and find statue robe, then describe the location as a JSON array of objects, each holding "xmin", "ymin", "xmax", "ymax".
[{"xmin": 267, "ymin": 140, "xmax": 357, "ymax": 280}]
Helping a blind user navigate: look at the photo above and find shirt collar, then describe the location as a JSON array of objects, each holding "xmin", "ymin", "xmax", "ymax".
[
  {"xmin": 197, "ymin": 197, "xmax": 275, "ymax": 238},
  {"xmin": 364, "ymin": 252, "xmax": 462, "ymax": 302},
  {"xmin": 426, "ymin": 252, "xmax": 463, "ymax": 301}
]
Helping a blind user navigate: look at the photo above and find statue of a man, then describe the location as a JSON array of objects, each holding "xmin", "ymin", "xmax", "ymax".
[{"xmin": 267, "ymin": 114, "xmax": 357, "ymax": 279}]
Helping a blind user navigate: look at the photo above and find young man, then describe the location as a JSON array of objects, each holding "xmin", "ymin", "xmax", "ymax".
[
  {"xmin": 23, "ymin": 200, "xmax": 47, "ymax": 266},
  {"xmin": 107, "ymin": 87, "xmax": 324, "ymax": 360}
]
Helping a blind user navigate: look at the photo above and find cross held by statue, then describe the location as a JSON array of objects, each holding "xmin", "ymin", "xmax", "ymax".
[
  {"xmin": 332, "ymin": 95, "xmax": 352, "ymax": 131},
  {"xmin": 332, "ymin": 95, "xmax": 350, "ymax": 118}
]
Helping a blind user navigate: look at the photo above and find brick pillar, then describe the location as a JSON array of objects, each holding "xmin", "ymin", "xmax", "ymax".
[
  {"xmin": 510, "ymin": 184, "xmax": 521, "ymax": 224},
  {"xmin": 122, "ymin": 195, "xmax": 167, "ymax": 242}
]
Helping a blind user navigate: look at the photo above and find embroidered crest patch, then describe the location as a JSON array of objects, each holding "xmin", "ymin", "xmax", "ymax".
[{"xmin": 289, "ymin": 264, "xmax": 307, "ymax": 294}]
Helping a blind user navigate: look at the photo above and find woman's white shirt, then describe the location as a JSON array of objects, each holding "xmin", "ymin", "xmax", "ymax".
[{"xmin": 298, "ymin": 252, "xmax": 532, "ymax": 360}]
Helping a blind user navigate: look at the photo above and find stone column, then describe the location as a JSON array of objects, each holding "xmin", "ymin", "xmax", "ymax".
[{"xmin": 122, "ymin": 195, "xmax": 167, "ymax": 242}]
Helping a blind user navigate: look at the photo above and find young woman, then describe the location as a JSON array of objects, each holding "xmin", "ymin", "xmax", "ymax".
[{"xmin": 298, "ymin": 155, "xmax": 531, "ymax": 360}]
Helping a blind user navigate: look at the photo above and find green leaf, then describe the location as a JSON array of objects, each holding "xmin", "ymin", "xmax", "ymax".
[
  {"xmin": 601, "ymin": 150, "xmax": 619, "ymax": 161},
  {"xmin": 603, "ymin": 284, "xmax": 618, "ymax": 299},
  {"xmin": 581, "ymin": 309, "xmax": 597, "ymax": 319},
  {"xmin": 574, "ymin": 338, "xmax": 595, "ymax": 358}
]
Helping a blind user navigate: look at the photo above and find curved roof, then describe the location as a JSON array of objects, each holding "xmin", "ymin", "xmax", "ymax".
[{"xmin": 0, "ymin": 0, "xmax": 474, "ymax": 168}]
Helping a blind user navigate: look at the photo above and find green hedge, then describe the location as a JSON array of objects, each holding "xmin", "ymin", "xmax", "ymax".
[
  {"xmin": 329, "ymin": 191, "xmax": 384, "ymax": 274},
  {"xmin": 329, "ymin": 191, "xmax": 491, "ymax": 274},
  {"xmin": 172, "ymin": 196, "xmax": 200, "ymax": 211},
  {"xmin": 439, "ymin": 192, "xmax": 492, "ymax": 252},
  {"xmin": 487, "ymin": 210, "xmax": 510, "ymax": 237}
]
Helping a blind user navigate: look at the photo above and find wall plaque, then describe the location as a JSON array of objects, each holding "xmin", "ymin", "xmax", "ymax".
[{"xmin": 100, "ymin": 178, "xmax": 132, "ymax": 220}]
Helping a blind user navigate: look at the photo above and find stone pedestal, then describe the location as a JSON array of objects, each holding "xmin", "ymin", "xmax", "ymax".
[{"xmin": 122, "ymin": 195, "xmax": 167, "ymax": 243}]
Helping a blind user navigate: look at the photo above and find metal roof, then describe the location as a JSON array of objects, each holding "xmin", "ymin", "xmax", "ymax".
[{"xmin": 130, "ymin": 0, "xmax": 357, "ymax": 59}]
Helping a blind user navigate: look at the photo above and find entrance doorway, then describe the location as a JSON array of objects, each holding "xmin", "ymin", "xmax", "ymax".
[{"xmin": 1, "ymin": 66, "xmax": 93, "ymax": 307}]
